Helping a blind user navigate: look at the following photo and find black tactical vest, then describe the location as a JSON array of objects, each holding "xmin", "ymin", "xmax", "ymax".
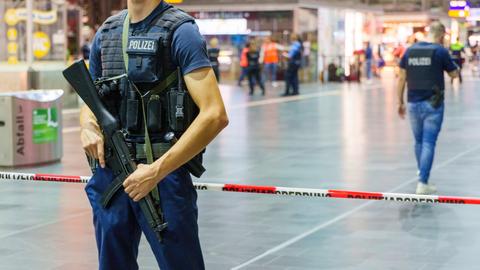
[
  {"xmin": 406, "ymin": 47, "xmax": 439, "ymax": 91},
  {"xmin": 97, "ymin": 5, "xmax": 197, "ymax": 142}
]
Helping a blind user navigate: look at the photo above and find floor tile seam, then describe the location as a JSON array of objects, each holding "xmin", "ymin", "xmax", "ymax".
[
  {"xmin": 0, "ymin": 210, "xmax": 91, "ymax": 240},
  {"xmin": 230, "ymin": 143, "xmax": 480, "ymax": 270},
  {"xmin": 225, "ymin": 90, "xmax": 343, "ymax": 110},
  {"xmin": 212, "ymin": 146, "xmax": 329, "ymax": 180}
]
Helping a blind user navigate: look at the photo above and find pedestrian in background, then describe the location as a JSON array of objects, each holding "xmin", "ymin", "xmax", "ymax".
[
  {"xmin": 237, "ymin": 42, "xmax": 250, "ymax": 86},
  {"xmin": 397, "ymin": 21, "xmax": 459, "ymax": 195},
  {"xmin": 208, "ymin": 38, "xmax": 221, "ymax": 82},
  {"xmin": 450, "ymin": 37, "xmax": 465, "ymax": 83},
  {"xmin": 282, "ymin": 33, "xmax": 302, "ymax": 96},
  {"xmin": 365, "ymin": 42, "xmax": 373, "ymax": 82},
  {"xmin": 81, "ymin": 38, "xmax": 92, "ymax": 60},
  {"xmin": 261, "ymin": 36, "xmax": 280, "ymax": 87},
  {"xmin": 247, "ymin": 41, "xmax": 265, "ymax": 96}
]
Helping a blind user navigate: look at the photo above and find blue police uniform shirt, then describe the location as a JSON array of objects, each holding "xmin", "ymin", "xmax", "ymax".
[
  {"xmin": 288, "ymin": 41, "xmax": 302, "ymax": 64},
  {"xmin": 400, "ymin": 41, "xmax": 457, "ymax": 103},
  {"xmin": 89, "ymin": 1, "xmax": 211, "ymax": 81}
]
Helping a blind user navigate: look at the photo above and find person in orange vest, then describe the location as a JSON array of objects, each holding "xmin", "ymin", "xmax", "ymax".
[
  {"xmin": 261, "ymin": 36, "xmax": 280, "ymax": 87},
  {"xmin": 237, "ymin": 42, "xmax": 250, "ymax": 86}
]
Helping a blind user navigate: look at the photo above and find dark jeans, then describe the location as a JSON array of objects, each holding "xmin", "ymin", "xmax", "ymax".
[
  {"xmin": 238, "ymin": 67, "xmax": 248, "ymax": 85},
  {"xmin": 407, "ymin": 101, "xmax": 445, "ymax": 184},
  {"xmin": 285, "ymin": 64, "xmax": 300, "ymax": 95},
  {"xmin": 366, "ymin": 59, "xmax": 372, "ymax": 79},
  {"xmin": 248, "ymin": 67, "xmax": 265, "ymax": 94}
]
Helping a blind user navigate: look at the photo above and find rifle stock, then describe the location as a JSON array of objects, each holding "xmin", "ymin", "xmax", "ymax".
[{"xmin": 62, "ymin": 60, "xmax": 118, "ymax": 135}]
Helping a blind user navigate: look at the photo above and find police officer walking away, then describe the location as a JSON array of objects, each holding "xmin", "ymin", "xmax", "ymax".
[
  {"xmin": 282, "ymin": 33, "xmax": 303, "ymax": 96},
  {"xmin": 208, "ymin": 37, "xmax": 221, "ymax": 82},
  {"xmin": 397, "ymin": 21, "xmax": 458, "ymax": 195},
  {"xmin": 450, "ymin": 37, "xmax": 465, "ymax": 83},
  {"xmin": 80, "ymin": 0, "xmax": 229, "ymax": 269}
]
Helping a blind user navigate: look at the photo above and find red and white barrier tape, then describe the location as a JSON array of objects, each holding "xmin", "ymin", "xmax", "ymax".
[{"xmin": 1, "ymin": 171, "xmax": 479, "ymax": 205}]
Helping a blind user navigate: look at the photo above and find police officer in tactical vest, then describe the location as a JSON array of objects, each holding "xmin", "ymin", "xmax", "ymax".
[
  {"xmin": 397, "ymin": 22, "xmax": 458, "ymax": 195},
  {"xmin": 79, "ymin": 0, "xmax": 229, "ymax": 269}
]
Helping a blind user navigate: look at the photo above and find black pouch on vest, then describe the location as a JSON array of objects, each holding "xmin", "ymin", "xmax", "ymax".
[
  {"xmin": 147, "ymin": 95, "xmax": 162, "ymax": 133},
  {"xmin": 126, "ymin": 34, "xmax": 160, "ymax": 84},
  {"xmin": 126, "ymin": 90, "xmax": 140, "ymax": 132},
  {"xmin": 167, "ymin": 89, "xmax": 185, "ymax": 132},
  {"xmin": 167, "ymin": 89, "xmax": 198, "ymax": 132}
]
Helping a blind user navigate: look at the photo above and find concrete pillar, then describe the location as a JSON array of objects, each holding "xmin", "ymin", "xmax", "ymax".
[
  {"xmin": 26, "ymin": 0, "xmax": 33, "ymax": 66},
  {"xmin": 0, "ymin": 1, "xmax": 6, "ymax": 61}
]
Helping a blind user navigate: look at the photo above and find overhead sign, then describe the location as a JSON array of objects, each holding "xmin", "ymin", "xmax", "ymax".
[
  {"xmin": 165, "ymin": 0, "xmax": 183, "ymax": 3},
  {"xmin": 3, "ymin": 8, "xmax": 58, "ymax": 26},
  {"xmin": 449, "ymin": 1, "xmax": 470, "ymax": 18},
  {"xmin": 449, "ymin": 9, "xmax": 470, "ymax": 18},
  {"xmin": 467, "ymin": 8, "xmax": 480, "ymax": 21},
  {"xmin": 7, "ymin": 28, "xmax": 18, "ymax": 41},
  {"xmin": 196, "ymin": 19, "xmax": 250, "ymax": 35},
  {"xmin": 4, "ymin": 8, "xmax": 20, "ymax": 26},
  {"xmin": 33, "ymin": 32, "xmax": 51, "ymax": 59},
  {"xmin": 7, "ymin": 42, "xmax": 18, "ymax": 54}
]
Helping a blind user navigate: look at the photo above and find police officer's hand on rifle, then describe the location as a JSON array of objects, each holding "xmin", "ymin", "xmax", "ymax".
[
  {"xmin": 123, "ymin": 163, "xmax": 163, "ymax": 202},
  {"xmin": 80, "ymin": 106, "xmax": 106, "ymax": 168}
]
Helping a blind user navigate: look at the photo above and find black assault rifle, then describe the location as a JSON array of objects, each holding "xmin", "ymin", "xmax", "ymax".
[{"xmin": 63, "ymin": 60, "xmax": 167, "ymax": 241}]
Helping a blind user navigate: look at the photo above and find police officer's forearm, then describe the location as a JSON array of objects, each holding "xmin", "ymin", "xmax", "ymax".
[
  {"xmin": 79, "ymin": 105, "xmax": 100, "ymax": 131},
  {"xmin": 153, "ymin": 108, "xmax": 228, "ymax": 177},
  {"xmin": 448, "ymin": 69, "xmax": 459, "ymax": 79},
  {"xmin": 397, "ymin": 70, "xmax": 407, "ymax": 105}
]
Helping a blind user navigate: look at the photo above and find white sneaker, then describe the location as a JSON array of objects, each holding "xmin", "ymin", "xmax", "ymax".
[{"xmin": 416, "ymin": 182, "xmax": 437, "ymax": 195}]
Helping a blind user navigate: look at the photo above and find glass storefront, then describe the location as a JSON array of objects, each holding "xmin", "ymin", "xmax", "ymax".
[
  {"xmin": 190, "ymin": 10, "xmax": 295, "ymax": 81},
  {"xmin": 1, "ymin": 0, "xmax": 68, "ymax": 63}
]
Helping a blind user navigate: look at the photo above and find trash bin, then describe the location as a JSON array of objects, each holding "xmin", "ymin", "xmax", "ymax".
[{"xmin": 0, "ymin": 90, "xmax": 63, "ymax": 166}]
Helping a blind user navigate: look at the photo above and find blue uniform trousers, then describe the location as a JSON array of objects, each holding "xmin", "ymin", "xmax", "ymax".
[
  {"xmin": 285, "ymin": 63, "xmax": 300, "ymax": 95},
  {"xmin": 85, "ymin": 166, "xmax": 205, "ymax": 270}
]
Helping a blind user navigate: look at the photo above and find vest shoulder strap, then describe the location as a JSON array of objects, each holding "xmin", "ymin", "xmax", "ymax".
[
  {"xmin": 149, "ymin": 6, "xmax": 195, "ymax": 90},
  {"xmin": 100, "ymin": 9, "xmax": 128, "ymax": 33},
  {"xmin": 151, "ymin": 7, "xmax": 195, "ymax": 47}
]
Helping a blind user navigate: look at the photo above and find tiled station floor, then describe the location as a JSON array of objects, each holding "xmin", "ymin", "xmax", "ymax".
[{"xmin": 1, "ymin": 69, "xmax": 480, "ymax": 269}]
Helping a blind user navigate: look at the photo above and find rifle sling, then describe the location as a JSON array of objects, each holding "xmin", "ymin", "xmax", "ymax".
[{"xmin": 122, "ymin": 13, "xmax": 178, "ymax": 201}]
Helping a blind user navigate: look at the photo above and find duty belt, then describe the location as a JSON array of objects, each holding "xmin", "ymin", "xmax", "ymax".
[{"xmin": 127, "ymin": 142, "xmax": 171, "ymax": 161}]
